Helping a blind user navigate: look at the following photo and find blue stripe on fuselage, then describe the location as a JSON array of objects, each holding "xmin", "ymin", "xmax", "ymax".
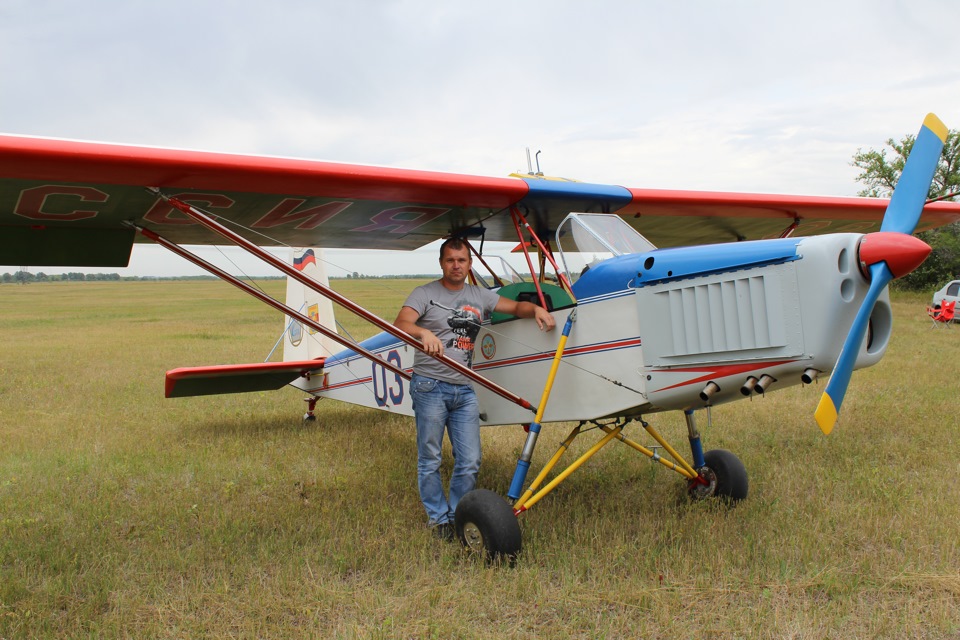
[{"xmin": 572, "ymin": 238, "xmax": 802, "ymax": 299}]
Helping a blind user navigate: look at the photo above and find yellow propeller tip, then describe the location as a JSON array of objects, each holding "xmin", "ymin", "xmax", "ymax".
[
  {"xmin": 924, "ymin": 113, "xmax": 948, "ymax": 144},
  {"xmin": 815, "ymin": 394, "xmax": 838, "ymax": 435}
]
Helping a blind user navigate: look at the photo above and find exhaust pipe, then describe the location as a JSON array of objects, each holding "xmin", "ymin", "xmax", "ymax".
[
  {"xmin": 740, "ymin": 376, "xmax": 759, "ymax": 396},
  {"xmin": 754, "ymin": 374, "xmax": 777, "ymax": 395},
  {"xmin": 801, "ymin": 368, "xmax": 820, "ymax": 385},
  {"xmin": 699, "ymin": 381, "xmax": 721, "ymax": 402}
]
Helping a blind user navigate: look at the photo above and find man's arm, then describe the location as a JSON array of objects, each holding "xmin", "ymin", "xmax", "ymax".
[
  {"xmin": 394, "ymin": 306, "xmax": 445, "ymax": 356},
  {"xmin": 494, "ymin": 297, "xmax": 557, "ymax": 332}
]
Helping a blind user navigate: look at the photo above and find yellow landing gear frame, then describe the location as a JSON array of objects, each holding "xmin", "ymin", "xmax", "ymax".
[{"xmin": 512, "ymin": 416, "xmax": 701, "ymax": 515}]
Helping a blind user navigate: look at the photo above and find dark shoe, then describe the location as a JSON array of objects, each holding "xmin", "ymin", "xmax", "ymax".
[{"xmin": 432, "ymin": 521, "xmax": 455, "ymax": 542}]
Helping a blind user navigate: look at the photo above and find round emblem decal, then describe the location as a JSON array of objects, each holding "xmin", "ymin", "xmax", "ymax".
[
  {"xmin": 288, "ymin": 322, "xmax": 303, "ymax": 347},
  {"xmin": 480, "ymin": 334, "xmax": 496, "ymax": 360}
]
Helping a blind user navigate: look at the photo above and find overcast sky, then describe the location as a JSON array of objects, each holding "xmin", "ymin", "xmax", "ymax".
[{"xmin": 3, "ymin": 0, "xmax": 959, "ymax": 276}]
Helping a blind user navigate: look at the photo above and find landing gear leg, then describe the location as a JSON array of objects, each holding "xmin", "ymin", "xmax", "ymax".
[
  {"xmin": 685, "ymin": 409, "xmax": 748, "ymax": 503},
  {"xmin": 683, "ymin": 409, "xmax": 706, "ymax": 469}
]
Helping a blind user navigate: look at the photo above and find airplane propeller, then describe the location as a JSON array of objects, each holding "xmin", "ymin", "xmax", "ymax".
[{"xmin": 814, "ymin": 113, "xmax": 947, "ymax": 435}]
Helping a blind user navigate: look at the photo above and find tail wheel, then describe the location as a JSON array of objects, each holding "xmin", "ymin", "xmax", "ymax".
[
  {"xmin": 689, "ymin": 449, "xmax": 748, "ymax": 503},
  {"xmin": 454, "ymin": 489, "xmax": 521, "ymax": 566}
]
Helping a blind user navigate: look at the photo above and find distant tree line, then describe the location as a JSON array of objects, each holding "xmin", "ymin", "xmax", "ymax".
[
  {"xmin": 340, "ymin": 273, "xmax": 439, "ymax": 279},
  {"xmin": 1, "ymin": 272, "xmax": 229, "ymax": 283},
  {"xmin": 2, "ymin": 271, "xmax": 123, "ymax": 283}
]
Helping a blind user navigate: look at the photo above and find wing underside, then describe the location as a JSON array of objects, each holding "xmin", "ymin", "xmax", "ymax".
[{"xmin": 2, "ymin": 134, "xmax": 959, "ymax": 267}]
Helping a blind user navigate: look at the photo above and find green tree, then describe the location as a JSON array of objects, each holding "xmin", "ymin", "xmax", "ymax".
[{"xmin": 851, "ymin": 130, "xmax": 960, "ymax": 290}]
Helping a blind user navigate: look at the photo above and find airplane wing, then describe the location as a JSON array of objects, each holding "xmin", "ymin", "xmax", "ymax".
[{"xmin": 2, "ymin": 134, "xmax": 959, "ymax": 267}]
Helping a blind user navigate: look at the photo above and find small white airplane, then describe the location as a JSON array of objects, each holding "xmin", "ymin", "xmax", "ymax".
[{"xmin": 1, "ymin": 114, "xmax": 957, "ymax": 563}]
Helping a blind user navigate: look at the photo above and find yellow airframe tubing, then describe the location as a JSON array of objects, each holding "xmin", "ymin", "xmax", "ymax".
[
  {"xmin": 513, "ymin": 420, "xmax": 699, "ymax": 514},
  {"xmin": 515, "ymin": 425, "xmax": 623, "ymax": 513},
  {"xmin": 640, "ymin": 423, "xmax": 699, "ymax": 479},
  {"xmin": 533, "ymin": 313, "xmax": 574, "ymax": 425},
  {"xmin": 513, "ymin": 424, "xmax": 582, "ymax": 510},
  {"xmin": 507, "ymin": 310, "xmax": 576, "ymax": 504},
  {"xmin": 599, "ymin": 426, "xmax": 697, "ymax": 480}
]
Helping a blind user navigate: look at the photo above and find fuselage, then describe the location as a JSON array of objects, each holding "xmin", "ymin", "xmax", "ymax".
[{"xmin": 296, "ymin": 233, "xmax": 889, "ymax": 426}]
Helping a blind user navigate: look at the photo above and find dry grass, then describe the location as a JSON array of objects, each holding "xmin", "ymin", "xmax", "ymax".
[{"xmin": 1, "ymin": 281, "xmax": 958, "ymax": 638}]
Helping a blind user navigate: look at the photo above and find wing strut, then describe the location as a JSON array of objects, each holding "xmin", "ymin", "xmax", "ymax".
[
  {"xmin": 140, "ymin": 193, "xmax": 538, "ymax": 414},
  {"xmin": 127, "ymin": 223, "xmax": 410, "ymax": 383}
]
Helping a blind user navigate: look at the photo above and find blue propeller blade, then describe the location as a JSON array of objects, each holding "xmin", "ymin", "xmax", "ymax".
[
  {"xmin": 880, "ymin": 113, "xmax": 948, "ymax": 234},
  {"xmin": 815, "ymin": 113, "xmax": 947, "ymax": 434},
  {"xmin": 815, "ymin": 262, "xmax": 891, "ymax": 433}
]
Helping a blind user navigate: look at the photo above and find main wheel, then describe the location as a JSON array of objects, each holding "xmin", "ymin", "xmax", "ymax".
[
  {"xmin": 454, "ymin": 489, "xmax": 522, "ymax": 565},
  {"xmin": 688, "ymin": 449, "xmax": 748, "ymax": 503}
]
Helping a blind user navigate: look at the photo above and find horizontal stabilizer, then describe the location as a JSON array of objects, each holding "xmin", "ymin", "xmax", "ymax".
[{"xmin": 165, "ymin": 360, "xmax": 325, "ymax": 398}]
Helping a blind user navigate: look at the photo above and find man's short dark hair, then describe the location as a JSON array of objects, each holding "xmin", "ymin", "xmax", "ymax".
[{"xmin": 439, "ymin": 237, "xmax": 471, "ymax": 260}]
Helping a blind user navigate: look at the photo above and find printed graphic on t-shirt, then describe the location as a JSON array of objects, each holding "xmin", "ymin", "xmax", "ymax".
[{"xmin": 446, "ymin": 304, "xmax": 482, "ymax": 367}]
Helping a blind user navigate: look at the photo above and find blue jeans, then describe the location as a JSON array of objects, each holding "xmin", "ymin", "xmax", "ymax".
[{"xmin": 410, "ymin": 373, "xmax": 481, "ymax": 526}]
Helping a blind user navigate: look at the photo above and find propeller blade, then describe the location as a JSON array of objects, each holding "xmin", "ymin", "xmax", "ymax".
[
  {"xmin": 815, "ymin": 114, "xmax": 946, "ymax": 434},
  {"xmin": 815, "ymin": 261, "xmax": 891, "ymax": 434},
  {"xmin": 880, "ymin": 113, "xmax": 948, "ymax": 234}
]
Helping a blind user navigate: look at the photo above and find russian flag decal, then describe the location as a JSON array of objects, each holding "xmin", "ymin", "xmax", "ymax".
[{"xmin": 294, "ymin": 249, "xmax": 316, "ymax": 271}]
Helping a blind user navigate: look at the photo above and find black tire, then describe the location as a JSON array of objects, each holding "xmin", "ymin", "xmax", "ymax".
[
  {"xmin": 454, "ymin": 489, "xmax": 521, "ymax": 565},
  {"xmin": 690, "ymin": 449, "xmax": 748, "ymax": 503}
]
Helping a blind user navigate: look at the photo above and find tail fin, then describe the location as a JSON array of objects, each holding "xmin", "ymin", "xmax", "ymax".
[{"xmin": 283, "ymin": 248, "xmax": 341, "ymax": 361}]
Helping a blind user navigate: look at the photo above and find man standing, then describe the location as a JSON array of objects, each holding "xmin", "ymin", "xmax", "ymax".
[{"xmin": 394, "ymin": 238, "xmax": 555, "ymax": 540}]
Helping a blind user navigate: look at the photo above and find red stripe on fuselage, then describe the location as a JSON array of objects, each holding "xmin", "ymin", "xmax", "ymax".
[
  {"xmin": 651, "ymin": 360, "xmax": 795, "ymax": 393},
  {"xmin": 474, "ymin": 337, "xmax": 642, "ymax": 371}
]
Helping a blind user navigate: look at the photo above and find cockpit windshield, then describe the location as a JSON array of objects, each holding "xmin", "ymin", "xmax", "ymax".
[{"xmin": 556, "ymin": 213, "xmax": 656, "ymax": 283}]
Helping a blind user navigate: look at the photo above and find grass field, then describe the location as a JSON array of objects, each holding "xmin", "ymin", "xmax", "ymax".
[{"xmin": 1, "ymin": 279, "xmax": 959, "ymax": 638}]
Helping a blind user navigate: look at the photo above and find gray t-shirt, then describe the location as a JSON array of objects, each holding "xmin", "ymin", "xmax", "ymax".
[{"xmin": 402, "ymin": 280, "xmax": 501, "ymax": 385}]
